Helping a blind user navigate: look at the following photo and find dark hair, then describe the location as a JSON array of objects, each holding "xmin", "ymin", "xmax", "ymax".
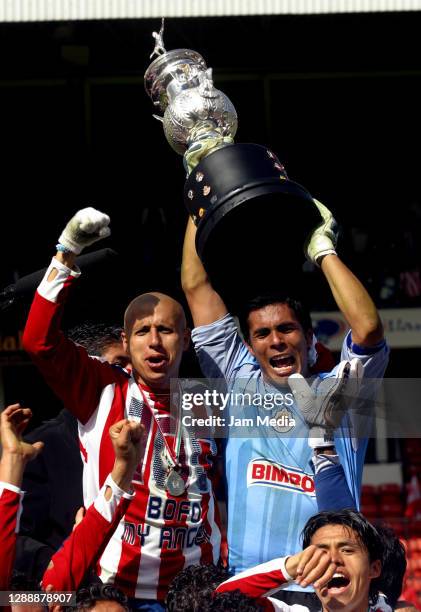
[
  {"xmin": 74, "ymin": 583, "xmax": 129, "ymax": 610},
  {"xmin": 209, "ymin": 590, "xmax": 265, "ymax": 611},
  {"xmin": 67, "ymin": 322, "xmax": 123, "ymax": 357},
  {"xmin": 238, "ymin": 294, "xmax": 313, "ymax": 343},
  {"xmin": 302, "ymin": 510, "xmax": 383, "ymax": 606},
  {"xmin": 166, "ymin": 564, "xmax": 230, "ymax": 611},
  {"xmin": 376, "ymin": 524, "xmax": 406, "ymax": 608}
]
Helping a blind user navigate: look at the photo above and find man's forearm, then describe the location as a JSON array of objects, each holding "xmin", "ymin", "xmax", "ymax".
[
  {"xmin": 54, "ymin": 251, "xmax": 77, "ymax": 269},
  {"xmin": 46, "ymin": 251, "xmax": 77, "ymax": 282},
  {"xmin": 181, "ymin": 217, "xmax": 208, "ymax": 293},
  {"xmin": 320, "ymin": 254, "xmax": 383, "ymax": 346},
  {"xmin": 181, "ymin": 217, "xmax": 227, "ymax": 326},
  {"xmin": 0, "ymin": 453, "xmax": 25, "ymax": 488},
  {"xmin": 108, "ymin": 459, "xmax": 135, "ymax": 497}
]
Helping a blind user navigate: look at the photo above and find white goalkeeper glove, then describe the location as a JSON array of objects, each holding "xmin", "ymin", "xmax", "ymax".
[
  {"xmin": 288, "ymin": 358, "xmax": 363, "ymax": 449},
  {"xmin": 305, "ymin": 199, "xmax": 338, "ymax": 266},
  {"xmin": 58, "ymin": 207, "xmax": 111, "ymax": 255}
]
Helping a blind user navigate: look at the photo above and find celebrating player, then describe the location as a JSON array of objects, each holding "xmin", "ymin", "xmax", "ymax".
[{"xmin": 181, "ymin": 199, "xmax": 389, "ymax": 608}]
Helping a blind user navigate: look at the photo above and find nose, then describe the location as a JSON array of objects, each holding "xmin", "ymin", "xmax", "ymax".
[
  {"xmin": 149, "ymin": 328, "xmax": 161, "ymax": 348},
  {"xmin": 330, "ymin": 547, "xmax": 343, "ymax": 566},
  {"xmin": 269, "ymin": 330, "xmax": 287, "ymax": 348}
]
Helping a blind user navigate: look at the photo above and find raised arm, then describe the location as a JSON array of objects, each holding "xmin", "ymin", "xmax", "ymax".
[
  {"xmin": 0, "ymin": 405, "xmax": 44, "ymax": 590},
  {"xmin": 42, "ymin": 419, "xmax": 144, "ymax": 591},
  {"xmin": 216, "ymin": 545, "xmax": 336, "ymax": 599},
  {"xmin": 22, "ymin": 208, "xmax": 117, "ymax": 424},
  {"xmin": 181, "ymin": 216, "xmax": 227, "ymax": 327},
  {"xmin": 320, "ymin": 255, "xmax": 383, "ymax": 347},
  {"xmin": 306, "ymin": 199, "xmax": 383, "ymax": 348}
]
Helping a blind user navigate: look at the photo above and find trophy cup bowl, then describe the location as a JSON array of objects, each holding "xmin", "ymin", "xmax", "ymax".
[{"xmin": 145, "ymin": 46, "xmax": 322, "ymax": 311}]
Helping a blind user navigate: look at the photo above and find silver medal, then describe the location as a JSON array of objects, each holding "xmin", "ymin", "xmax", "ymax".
[{"xmin": 166, "ymin": 469, "xmax": 186, "ymax": 496}]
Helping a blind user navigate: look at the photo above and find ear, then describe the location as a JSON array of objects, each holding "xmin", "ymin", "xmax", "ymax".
[
  {"xmin": 369, "ymin": 559, "xmax": 381, "ymax": 580},
  {"xmin": 245, "ymin": 340, "xmax": 256, "ymax": 358},
  {"xmin": 183, "ymin": 328, "xmax": 191, "ymax": 352},
  {"xmin": 121, "ymin": 330, "xmax": 129, "ymax": 353}
]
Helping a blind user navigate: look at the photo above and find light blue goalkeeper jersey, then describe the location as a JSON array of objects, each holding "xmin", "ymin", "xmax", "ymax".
[{"xmin": 191, "ymin": 314, "xmax": 389, "ymax": 583}]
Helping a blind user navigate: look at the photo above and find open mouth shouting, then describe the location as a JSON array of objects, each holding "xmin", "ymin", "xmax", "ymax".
[
  {"xmin": 269, "ymin": 354, "xmax": 296, "ymax": 376},
  {"xmin": 145, "ymin": 354, "xmax": 169, "ymax": 371},
  {"xmin": 325, "ymin": 573, "xmax": 351, "ymax": 595}
]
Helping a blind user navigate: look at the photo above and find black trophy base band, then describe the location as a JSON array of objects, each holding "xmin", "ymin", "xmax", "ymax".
[{"xmin": 183, "ymin": 143, "xmax": 322, "ymax": 311}]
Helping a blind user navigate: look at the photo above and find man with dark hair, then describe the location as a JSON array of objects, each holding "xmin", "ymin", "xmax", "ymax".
[
  {"xmin": 237, "ymin": 294, "xmax": 313, "ymax": 345},
  {"xmin": 166, "ymin": 509, "xmax": 392, "ymax": 612},
  {"xmin": 181, "ymin": 199, "xmax": 389, "ymax": 607},
  {"xmin": 216, "ymin": 509, "xmax": 384, "ymax": 612},
  {"xmin": 166, "ymin": 564, "xmax": 229, "ymax": 611},
  {"xmin": 166, "ymin": 563, "xmax": 266, "ymax": 611},
  {"xmin": 301, "ymin": 510, "xmax": 383, "ymax": 607},
  {"xmin": 71, "ymin": 583, "xmax": 129, "ymax": 611}
]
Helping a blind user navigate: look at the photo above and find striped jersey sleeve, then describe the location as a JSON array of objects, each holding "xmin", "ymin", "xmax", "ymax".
[
  {"xmin": 22, "ymin": 258, "xmax": 121, "ymax": 424},
  {"xmin": 216, "ymin": 556, "xmax": 292, "ymax": 598},
  {"xmin": 0, "ymin": 482, "xmax": 24, "ymax": 590},
  {"xmin": 42, "ymin": 474, "xmax": 134, "ymax": 590}
]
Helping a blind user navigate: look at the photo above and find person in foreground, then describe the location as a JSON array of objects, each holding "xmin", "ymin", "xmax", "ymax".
[
  {"xmin": 22, "ymin": 208, "xmax": 221, "ymax": 609},
  {"xmin": 167, "ymin": 510, "xmax": 396, "ymax": 612},
  {"xmin": 216, "ymin": 509, "xmax": 385, "ymax": 612},
  {"xmin": 0, "ymin": 404, "xmax": 44, "ymax": 595},
  {"xmin": 0, "ymin": 400, "xmax": 145, "ymax": 611},
  {"xmin": 181, "ymin": 199, "xmax": 389, "ymax": 607}
]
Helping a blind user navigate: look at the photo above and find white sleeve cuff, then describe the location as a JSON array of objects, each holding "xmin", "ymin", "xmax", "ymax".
[
  {"xmin": 0, "ymin": 481, "xmax": 23, "ymax": 496},
  {"xmin": 94, "ymin": 474, "xmax": 135, "ymax": 522},
  {"xmin": 0, "ymin": 482, "xmax": 25, "ymax": 532},
  {"xmin": 37, "ymin": 257, "xmax": 81, "ymax": 302},
  {"xmin": 49, "ymin": 257, "xmax": 81, "ymax": 277},
  {"xmin": 279, "ymin": 556, "xmax": 294, "ymax": 582}
]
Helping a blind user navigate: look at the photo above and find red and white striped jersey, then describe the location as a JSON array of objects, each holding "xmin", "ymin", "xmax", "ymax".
[{"xmin": 23, "ymin": 258, "xmax": 221, "ymax": 601}]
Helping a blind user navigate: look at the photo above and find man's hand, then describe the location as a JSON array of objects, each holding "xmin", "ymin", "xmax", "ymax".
[
  {"xmin": 288, "ymin": 358, "xmax": 363, "ymax": 448},
  {"xmin": 0, "ymin": 404, "xmax": 44, "ymax": 487},
  {"xmin": 109, "ymin": 419, "xmax": 145, "ymax": 492},
  {"xmin": 285, "ymin": 545, "xmax": 338, "ymax": 589},
  {"xmin": 305, "ymin": 199, "xmax": 338, "ymax": 266},
  {"xmin": 58, "ymin": 207, "xmax": 111, "ymax": 255}
]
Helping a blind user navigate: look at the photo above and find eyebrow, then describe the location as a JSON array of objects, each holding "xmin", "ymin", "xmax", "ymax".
[
  {"xmin": 315, "ymin": 540, "xmax": 360, "ymax": 549},
  {"xmin": 133, "ymin": 322, "xmax": 174, "ymax": 330},
  {"xmin": 253, "ymin": 327, "xmax": 270, "ymax": 335},
  {"xmin": 252, "ymin": 321, "xmax": 299, "ymax": 333}
]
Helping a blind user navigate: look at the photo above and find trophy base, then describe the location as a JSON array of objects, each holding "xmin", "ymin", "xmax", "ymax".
[{"xmin": 184, "ymin": 143, "xmax": 322, "ymax": 313}]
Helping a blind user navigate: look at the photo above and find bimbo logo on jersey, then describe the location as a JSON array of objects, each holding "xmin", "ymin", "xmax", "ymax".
[{"xmin": 247, "ymin": 459, "xmax": 315, "ymax": 496}]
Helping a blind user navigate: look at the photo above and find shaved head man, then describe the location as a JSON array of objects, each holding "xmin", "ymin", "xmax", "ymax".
[
  {"xmin": 122, "ymin": 292, "xmax": 190, "ymax": 390},
  {"xmin": 23, "ymin": 209, "xmax": 221, "ymax": 608}
]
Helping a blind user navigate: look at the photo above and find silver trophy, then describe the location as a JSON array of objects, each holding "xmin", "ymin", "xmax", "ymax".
[
  {"xmin": 144, "ymin": 21, "xmax": 321, "ymax": 309},
  {"xmin": 144, "ymin": 22, "xmax": 237, "ymax": 171}
]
